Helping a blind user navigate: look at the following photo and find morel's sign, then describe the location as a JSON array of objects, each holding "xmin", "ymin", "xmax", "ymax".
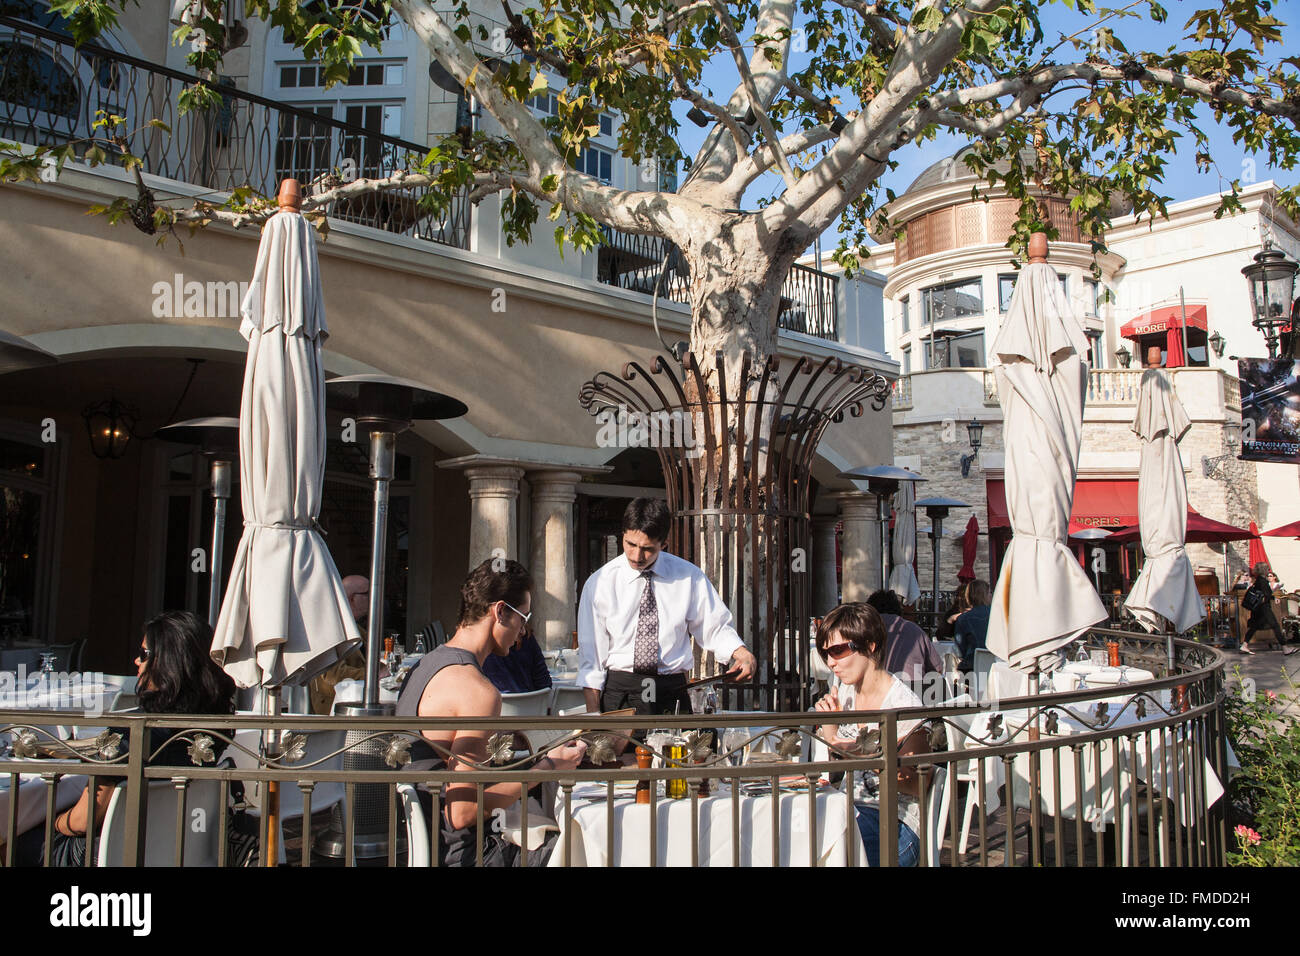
[{"xmin": 1238, "ymin": 358, "xmax": 1300, "ymax": 464}]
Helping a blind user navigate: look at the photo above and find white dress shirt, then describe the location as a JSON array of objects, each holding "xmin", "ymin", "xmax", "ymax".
[{"xmin": 576, "ymin": 551, "xmax": 744, "ymax": 691}]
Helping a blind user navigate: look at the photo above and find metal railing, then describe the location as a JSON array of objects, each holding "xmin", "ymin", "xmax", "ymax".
[
  {"xmin": 595, "ymin": 226, "xmax": 840, "ymax": 340},
  {"xmin": 1, "ymin": 629, "xmax": 1229, "ymax": 867},
  {"xmin": 891, "ymin": 374, "xmax": 912, "ymax": 409},
  {"xmin": 0, "ymin": 16, "xmax": 471, "ymax": 248}
]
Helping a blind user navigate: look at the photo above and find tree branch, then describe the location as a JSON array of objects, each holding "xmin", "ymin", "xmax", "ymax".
[
  {"xmin": 709, "ymin": 0, "xmax": 796, "ymax": 188},
  {"xmin": 724, "ymin": 126, "xmax": 838, "ymax": 192},
  {"xmin": 665, "ymin": 58, "xmax": 751, "ymax": 155},
  {"xmin": 392, "ymin": 0, "xmax": 699, "ymax": 238}
]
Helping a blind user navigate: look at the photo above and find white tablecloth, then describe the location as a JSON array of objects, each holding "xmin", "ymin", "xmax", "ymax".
[
  {"xmin": 550, "ymin": 781, "xmax": 861, "ymax": 866},
  {"xmin": 0, "ymin": 673, "xmax": 119, "ymax": 716},
  {"xmin": 0, "ymin": 769, "xmax": 87, "ymax": 838}
]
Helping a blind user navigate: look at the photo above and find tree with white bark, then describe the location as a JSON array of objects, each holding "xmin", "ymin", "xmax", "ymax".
[{"xmin": 5, "ymin": 0, "xmax": 1300, "ymax": 391}]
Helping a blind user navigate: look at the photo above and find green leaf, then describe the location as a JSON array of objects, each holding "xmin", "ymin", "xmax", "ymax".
[{"xmin": 912, "ymin": 6, "xmax": 944, "ymax": 33}]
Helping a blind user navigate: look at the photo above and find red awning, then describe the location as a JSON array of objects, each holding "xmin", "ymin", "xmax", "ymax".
[
  {"xmin": 1263, "ymin": 518, "xmax": 1300, "ymax": 539},
  {"xmin": 986, "ymin": 478, "xmax": 1139, "ymax": 530},
  {"xmin": 1120, "ymin": 304, "xmax": 1208, "ymax": 341}
]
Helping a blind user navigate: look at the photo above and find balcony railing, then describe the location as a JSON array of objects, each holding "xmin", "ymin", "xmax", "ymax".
[
  {"xmin": 0, "ymin": 16, "xmax": 470, "ymax": 248},
  {"xmin": 0, "ymin": 629, "xmax": 1229, "ymax": 867},
  {"xmin": 596, "ymin": 226, "xmax": 840, "ymax": 340},
  {"xmin": 891, "ymin": 374, "xmax": 912, "ymax": 409}
]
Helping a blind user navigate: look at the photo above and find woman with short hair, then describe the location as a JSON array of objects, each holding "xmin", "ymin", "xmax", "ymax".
[{"xmin": 813, "ymin": 602, "xmax": 930, "ymax": 866}]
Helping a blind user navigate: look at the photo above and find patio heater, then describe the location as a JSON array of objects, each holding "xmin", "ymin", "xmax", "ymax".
[
  {"xmin": 319, "ymin": 374, "xmax": 465, "ymax": 861},
  {"xmin": 0, "ymin": 329, "xmax": 57, "ymax": 373},
  {"xmin": 1071, "ymin": 527, "xmax": 1112, "ymax": 594},
  {"xmin": 836, "ymin": 465, "xmax": 926, "ymax": 592},
  {"xmin": 155, "ymin": 417, "xmax": 240, "ymax": 626},
  {"xmin": 914, "ymin": 497, "xmax": 969, "ymax": 632},
  {"xmin": 325, "ymin": 374, "xmax": 467, "ymax": 710}
]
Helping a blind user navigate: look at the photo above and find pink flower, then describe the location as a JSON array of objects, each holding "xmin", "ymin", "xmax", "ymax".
[
  {"xmin": 1234, "ymin": 824, "xmax": 1261, "ymax": 846},
  {"xmin": 1265, "ymin": 690, "xmax": 1278, "ymax": 702}
]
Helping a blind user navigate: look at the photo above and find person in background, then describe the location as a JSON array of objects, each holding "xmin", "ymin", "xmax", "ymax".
[
  {"xmin": 1232, "ymin": 570, "xmax": 1253, "ymax": 591},
  {"xmin": 15, "ymin": 611, "xmax": 236, "ymax": 866},
  {"xmin": 813, "ymin": 602, "xmax": 929, "ymax": 867},
  {"xmin": 1240, "ymin": 562, "xmax": 1279, "ymax": 656},
  {"xmin": 482, "ymin": 621, "xmax": 553, "ymax": 694},
  {"xmin": 935, "ymin": 582, "xmax": 971, "ymax": 641},
  {"xmin": 954, "ymin": 579, "xmax": 992, "ymax": 673},
  {"xmin": 866, "ymin": 589, "xmax": 942, "ymax": 695},
  {"xmin": 1267, "ymin": 571, "xmax": 1284, "ymax": 592},
  {"xmin": 309, "ymin": 575, "xmax": 370, "ymax": 715}
]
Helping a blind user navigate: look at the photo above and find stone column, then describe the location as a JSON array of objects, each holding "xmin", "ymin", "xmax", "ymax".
[
  {"xmin": 811, "ymin": 516, "xmax": 841, "ymax": 614},
  {"xmin": 529, "ymin": 470, "xmax": 580, "ymax": 650},
  {"xmin": 836, "ymin": 493, "xmax": 880, "ymax": 603},
  {"xmin": 465, "ymin": 466, "xmax": 524, "ymax": 569}
]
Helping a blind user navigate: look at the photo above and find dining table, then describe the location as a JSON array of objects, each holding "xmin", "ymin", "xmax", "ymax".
[
  {"xmin": 548, "ymin": 778, "xmax": 863, "ymax": 867},
  {"xmin": 0, "ymin": 763, "xmax": 89, "ymax": 843}
]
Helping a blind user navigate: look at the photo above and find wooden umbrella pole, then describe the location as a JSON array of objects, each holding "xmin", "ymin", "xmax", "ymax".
[{"xmin": 263, "ymin": 686, "xmax": 282, "ymax": 867}]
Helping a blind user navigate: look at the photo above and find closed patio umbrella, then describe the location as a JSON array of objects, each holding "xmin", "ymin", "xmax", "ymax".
[
  {"xmin": 211, "ymin": 180, "xmax": 363, "ymax": 689},
  {"xmin": 1123, "ymin": 369, "xmax": 1206, "ymax": 637},
  {"xmin": 958, "ymin": 514, "xmax": 979, "ymax": 583},
  {"xmin": 1248, "ymin": 522, "xmax": 1272, "ymax": 570},
  {"xmin": 986, "ymin": 235, "xmax": 1106, "ymax": 672},
  {"xmin": 887, "ymin": 477, "xmax": 921, "ymax": 605}
]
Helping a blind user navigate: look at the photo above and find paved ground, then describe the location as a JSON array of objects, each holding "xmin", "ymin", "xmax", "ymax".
[{"xmin": 1220, "ymin": 642, "xmax": 1300, "ymax": 716}]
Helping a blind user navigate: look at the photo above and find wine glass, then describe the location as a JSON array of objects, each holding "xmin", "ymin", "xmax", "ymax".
[{"xmin": 721, "ymin": 727, "xmax": 747, "ymax": 768}]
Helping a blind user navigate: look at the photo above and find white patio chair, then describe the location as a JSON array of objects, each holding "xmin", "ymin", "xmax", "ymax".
[
  {"xmin": 550, "ymin": 685, "xmax": 588, "ymax": 715},
  {"xmin": 96, "ymin": 778, "xmax": 225, "ymax": 866},
  {"xmin": 971, "ymin": 648, "xmax": 998, "ymax": 701},
  {"xmin": 919, "ymin": 766, "xmax": 951, "ymax": 867},
  {"xmin": 499, "ymin": 688, "xmax": 551, "ymax": 717},
  {"xmin": 396, "ymin": 783, "xmax": 430, "ymax": 867},
  {"xmin": 942, "ymin": 695, "xmax": 1004, "ymax": 856}
]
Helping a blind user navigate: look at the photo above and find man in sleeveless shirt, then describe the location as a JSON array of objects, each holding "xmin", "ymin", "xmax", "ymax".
[
  {"xmin": 396, "ymin": 559, "xmax": 585, "ymax": 865},
  {"xmin": 577, "ymin": 498, "xmax": 756, "ymax": 719}
]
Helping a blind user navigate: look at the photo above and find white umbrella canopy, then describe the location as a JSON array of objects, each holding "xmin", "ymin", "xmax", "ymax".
[
  {"xmin": 211, "ymin": 203, "xmax": 363, "ymax": 689},
  {"xmin": 1123, "ymin": 369, "xmax": 1205, "ymax": 634},
  {"xmin": 887, "ymin": 478, "xmax": 921, "ymax": 605},
  {"xmin": 986, "ymin": 249, "xmax": 1106, "ymax": 672}
]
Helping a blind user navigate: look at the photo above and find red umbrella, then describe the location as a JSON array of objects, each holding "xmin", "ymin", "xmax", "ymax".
[
  {"xmin": 1104, "ymin": 509, "xmax": 1253, "ymax": 545},
  {"xmin": 1262, "ymin": 518, "xmax": 1300, "ymax": 539},
  {"xmin": 958, "ymin": 515, "xmax": 979, "ymax": 582},
  {"xmin": 1248, "ymin": 521, "xmax": 1272, "ymax": 570}
]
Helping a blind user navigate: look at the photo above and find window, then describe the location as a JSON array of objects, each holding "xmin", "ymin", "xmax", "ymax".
[
  {"xmin": 922, "ymin": 278, "xmax": 982, "ymax": 326},
  {"xmin": 527, "ymin": 89, "xmax": 559, "ymax": 116},
  {"xmin": 279, "ymin": 60, "xmax": 403, "ymax": 90},
  {"xmin": 0, "ymin": 431, "xmax": 56, "ymax": 642},
  {"xmin": 998, "ymin": 273, "xmax": 1068, "ymax": 312},
  {"xmin": 900, "ymin": 296, "xmax": 909, "ymax": 334},
  {"xmin": 1085, "ymin": 279, "xmax": 1100, "ymax": 316},
  {"xmin": 0, "ymin": 42, "xmax": 79, "ymax": 120},
  {"xmin": 599, "ymin": 113, "xmax": 613, "ymax": 137},
  {"xmin": 902, "ymin": 346, "xmax": 911, "ymax": 375},
  {"xmin": 925, "ymin": 330, "xmax": 985, "ymax": 369},
  {"xmin": 576, "ymin": 144, "xmax": 612, "ymax": 184},
  {"xmin": 1086, "ymin": 329, "xmax": 1104, "ymax": 368}
]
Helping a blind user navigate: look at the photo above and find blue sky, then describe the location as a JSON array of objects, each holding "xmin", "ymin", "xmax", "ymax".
[{"xmin": 669, "ymin": 1, "xmax": 1300, "ymax": 247}]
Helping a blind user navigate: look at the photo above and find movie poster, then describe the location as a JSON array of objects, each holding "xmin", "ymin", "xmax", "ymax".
[{"xmin": 1238, "ymin": 358, "xmax": 1300, "ymax": 464}]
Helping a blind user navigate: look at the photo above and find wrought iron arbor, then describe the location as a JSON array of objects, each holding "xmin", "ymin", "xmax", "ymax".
[{"xmin": 580, "ymin": 351, "xmax": 890, "ymax": 710}]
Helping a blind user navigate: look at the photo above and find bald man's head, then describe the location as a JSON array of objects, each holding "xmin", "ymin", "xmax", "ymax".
[{"xmin": 342, "ymin": 575, "xmax": 370, "ymax": 621}]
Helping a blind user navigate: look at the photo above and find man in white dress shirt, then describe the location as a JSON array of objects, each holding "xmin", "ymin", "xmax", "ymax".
[{"xmin": 578, "ymin": 498, "xmax": 756, "ymax": 717}]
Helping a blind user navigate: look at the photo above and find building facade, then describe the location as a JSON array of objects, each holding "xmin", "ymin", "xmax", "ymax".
[
  {"xmin": 849, "ymin": 145, "xmax": 1299, "ymax": 600},
  {"xmin": 0, "ymin": 2, "xmax": 894, "ymax": 669}
]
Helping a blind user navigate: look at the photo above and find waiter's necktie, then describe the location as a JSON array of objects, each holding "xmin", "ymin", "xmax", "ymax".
[{"xmin": 633, "ymin": 569, "xmax": 658, "ymax": 675}]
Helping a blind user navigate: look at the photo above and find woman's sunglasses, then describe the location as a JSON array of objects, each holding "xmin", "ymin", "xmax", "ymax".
[
  {"xmin": 135, "ymin": 646, "xmax": 151, "ymax": 662},
  {"xmin": 819, "ymin": 641, "xmax": 863, "ymax": 662}
]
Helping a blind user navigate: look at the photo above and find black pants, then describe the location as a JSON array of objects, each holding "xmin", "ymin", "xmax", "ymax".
[{"xmin": 601, "ymin": 670, "xmax": 691, "ymax": 718}]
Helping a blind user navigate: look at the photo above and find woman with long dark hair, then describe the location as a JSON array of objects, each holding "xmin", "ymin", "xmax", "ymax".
[
  {"xmin": 15, "ymin": 611, "xmax": 235, "ymax": 866},
  {"xmin": 1240, "ymin": 563, "xmax": 1279, "ymax": 656}
]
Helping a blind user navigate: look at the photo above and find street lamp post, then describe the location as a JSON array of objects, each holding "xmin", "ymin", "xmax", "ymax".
[{"xmin": 1241, "ymin": 241, "xmax": 1299, "ymax": 359}]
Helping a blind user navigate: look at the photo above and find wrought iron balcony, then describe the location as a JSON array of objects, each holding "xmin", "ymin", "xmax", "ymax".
[
  {"xmin": 596, "ymin": 226, "xmax": 840, "ymax": 341},
  {"xmin": 0, "ymin": 15, "xmax": 470, "ymax": 248}
]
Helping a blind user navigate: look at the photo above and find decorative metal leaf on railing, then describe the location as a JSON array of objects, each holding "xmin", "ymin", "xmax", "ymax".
[{"xmin": 186, "ymin": 734, "xmax": 215, "ymax": 766}]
